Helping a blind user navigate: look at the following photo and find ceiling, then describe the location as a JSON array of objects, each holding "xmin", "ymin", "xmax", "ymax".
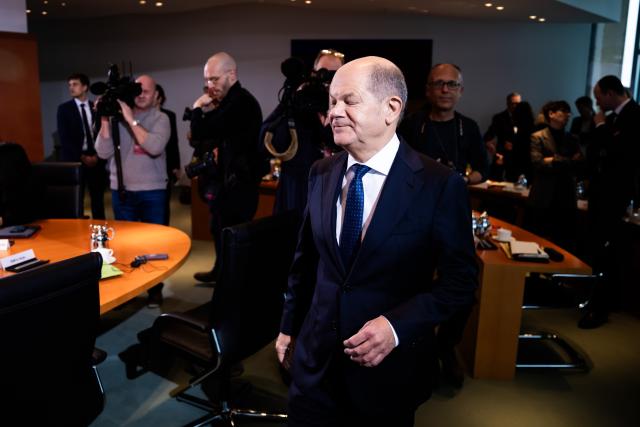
[{"xmin": 25, "ymin": 0, "xmax": 621, "ymax": 23}]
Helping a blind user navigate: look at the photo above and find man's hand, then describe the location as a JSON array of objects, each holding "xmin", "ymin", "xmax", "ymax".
[
  {"xmin": 117, "ymin": 100, "xmax": 134, "ymax": 125},
  {"xmin": 193, "ymin": 93, "xmax": 214, "ymax": 110},
  {"xmin": 485, "ymin": 138, "xmax": 497, "ymax": 156},
  {"xmin": 80, "ymin": 154, "xmax": 98, "ymax": 167},
  {"xmin": 275, "ymin": 333, "xmax": 295, "ymax": 370},
  {"xmin": 343, "ymin": 316, "xmax": 396, "ymax": 368},
  {"xmin": 594, "ymin": 110, "xmax": 606, "ymax": 127}
]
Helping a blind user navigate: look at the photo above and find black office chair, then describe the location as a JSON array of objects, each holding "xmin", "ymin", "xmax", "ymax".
[
  {"xmin": 32, "ymin": 161, "xmax": 84, "ymax": 218},
  {"xmin": 517, "ymin": 273, "xmax": 598, "ymax": 370},
  {"xmin": 0, "ymin": 253, "xmax": 105, "ymax": 426},
  {"xmin": 124, "ymin": 211, "xmax": 300, "ymax": 426}
]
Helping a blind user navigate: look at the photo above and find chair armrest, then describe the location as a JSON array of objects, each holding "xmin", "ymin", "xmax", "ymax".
[{"xmin": 154, "ymin": 312, "xmax": 210, "ymax": 333}]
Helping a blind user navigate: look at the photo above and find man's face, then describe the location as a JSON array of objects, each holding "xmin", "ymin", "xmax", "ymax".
[
  {"xmin": 68, "ymin": 79, "xmax": 88, "ymax": 99},
  {"xmin": 548, "ymin": 109, "xmax": 571, "ymax": 129},
  {"xmin": 426, "ymin": 65, "xmax": 463, "ymax": 113},
  {"xmin": 507, "ymin": 94, "xmax": 521, "ymax": 114},
  {"xmin": 315, "ymin": 54, "xmax": 343, "ymax": 72},
  {"xmin": 328, "ymin": 64, "xmax": 388, "ymax": 149},
  {"xmin": 594, "ymin": 85, "xmax": 614, "ymax": 111},
  {"xmin": 204, "ymin": 60, "xmax": 235, "ymax": 102},
  {"xmin": 134, "ymin": 76, "xmax": 157, "ymax": 111}
]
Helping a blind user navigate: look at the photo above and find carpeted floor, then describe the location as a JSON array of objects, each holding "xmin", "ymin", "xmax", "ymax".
[{"xmin": 90, "ymin": 191, "xmax": 640, "ymax": 427}]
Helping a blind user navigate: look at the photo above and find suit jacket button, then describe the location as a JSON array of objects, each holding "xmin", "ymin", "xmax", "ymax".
[
  {"xmin": 343, "ymin": 283, "xmax": 352, "ymax": 292},
  {"xmin": 330, "ymin": 321, "xmax": 337, "ymax": 331}
]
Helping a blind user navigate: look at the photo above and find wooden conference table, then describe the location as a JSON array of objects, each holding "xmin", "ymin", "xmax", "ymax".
[
  {"xmin": 0, "ymin": 219, "xmax": 191, "ymax": 314},
  {"xmin": 460, "ymin": 217, "xmax": 591, "ymax": 380}
]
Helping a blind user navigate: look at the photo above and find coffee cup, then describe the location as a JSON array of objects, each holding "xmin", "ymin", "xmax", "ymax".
[
  {"xmin": 496, "ymin": 228, "xmax": 512, "ymax": 242},
  {"xmin": 92, "ymin": 247, "xmax": 114, "ymax": 264}
]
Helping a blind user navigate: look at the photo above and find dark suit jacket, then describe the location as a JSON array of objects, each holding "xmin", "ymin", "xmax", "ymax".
[
  {"xmin": 280, "ymin": 140, "xmax": 478, "ymax": 414},
  {"xmin": 161, "ymin": 108, "xmax": 180, "ymax": 184},
  {"xmin": 57, "ymin": 99, "xmax": 95, "ymax": 161},
  {"xmin": 590, "ymin": 100, "xmax": 640, "ymax": 224},
  {"xmin": 529, "ymin": 127, "xmax": 582, "ymax": 211}
]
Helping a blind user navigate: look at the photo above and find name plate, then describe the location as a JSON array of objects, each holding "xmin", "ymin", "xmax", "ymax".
[{"xmin": 0, "ymin": 249, "xmax": 36, "ymax": 270}]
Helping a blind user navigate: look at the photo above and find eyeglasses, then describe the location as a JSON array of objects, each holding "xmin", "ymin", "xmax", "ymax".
[
  {"xmin": 319, "ymin": 49, "xmax": 345, "ymax": 59},
  {"xmin": 204, "ymin": 70, "xmax": 230, "ymax": 85},
  {"xmin": 427, "ymin": 80, "xmax": 462, "ymax": 91}
]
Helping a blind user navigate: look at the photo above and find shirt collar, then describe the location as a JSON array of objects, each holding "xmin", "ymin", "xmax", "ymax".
[
  {"xmin": 345, "ymin": 133, "xmax": 400, "ymax": 176},
  {"xmin": 615, "ymin": 98, "xmax": 631, "ymax": 115},
  {"xmin": 74, "ymin": 98, "xmax": 89, "ymax": 108}
]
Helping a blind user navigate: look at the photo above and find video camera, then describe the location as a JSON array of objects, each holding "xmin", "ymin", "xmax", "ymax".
[
  {"xmin": 279, "ymin": 57, "xmax": 335, "ymax": 115},
  {"xmin": 90, "ymin": 64, "xmax": 142, "ymax": 117},
  {"xmin": 184, "ymin": 150, "xmax": 215, "ymax": 180}
]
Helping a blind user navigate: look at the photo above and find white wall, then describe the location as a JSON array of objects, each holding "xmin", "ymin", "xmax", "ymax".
[
  {"xmin": 33, "ymin": 3, "xmax": 592, "ymax": 161},
  {"xmin": 0, "ymin": 0, "xmax": 27, "ymax": 33}
]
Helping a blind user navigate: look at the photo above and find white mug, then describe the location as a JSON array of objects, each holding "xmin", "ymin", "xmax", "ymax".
[
  {"xmin": 496, "ymin": 228, "xmax": 512, "ymax": 241},
  {"xmin": 92, "ymin": 247, "xmax": 114, "ymax": 263}
]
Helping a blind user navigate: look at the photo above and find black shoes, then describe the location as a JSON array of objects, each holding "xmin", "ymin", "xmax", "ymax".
[
  {"xmin": 578, "ymin": 310, "xmax": 608, "ymax": 329},
  {"xmin": 439, "ymin": 348, "xmax": 465, "ymax": 389},
  {"xmin": 194, "ymin": 268, "xmax": 218, "ymax": 283}
]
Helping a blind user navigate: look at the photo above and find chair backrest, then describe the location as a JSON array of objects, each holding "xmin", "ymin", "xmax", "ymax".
[
  {"xmin": 32, "ymin": 161, "xmax": 84, "ymax": 218},
  {"xmin": 211, "ymin": 210, "xmax": 301, "ymax": 367},
  {"xmin": 0, "ymin": 142, "xmax": 39, "ymax": 226},
  {"xmin": 0, "ymin": 253, "xmax": 103, "ymax": 425}
]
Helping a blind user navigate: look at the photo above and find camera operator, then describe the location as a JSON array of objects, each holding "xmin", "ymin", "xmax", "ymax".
[
  {"xmin": 261, "ymin": 49, "xmax": 344, "ymax": 216},
  {"xmin": 95, "ymin": 74, "xmax": 170, "ymax": 307},
  {"xmin": 189, "ymin": 52, "xmax": 264, "ymax": 284}
]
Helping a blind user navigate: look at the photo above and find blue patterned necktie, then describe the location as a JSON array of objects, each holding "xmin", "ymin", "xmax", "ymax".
[{"xmin": 339, "ymin": 164, "xmax": 371, "ymax": 268}]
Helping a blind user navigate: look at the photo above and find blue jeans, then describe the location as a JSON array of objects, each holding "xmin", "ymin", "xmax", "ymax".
[{"xmin": 111, "ymin": 190, "xmax": 166, "ymax": 225}]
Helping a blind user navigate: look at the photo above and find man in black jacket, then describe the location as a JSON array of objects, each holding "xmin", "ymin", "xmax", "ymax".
[
  {"xmin": 56, "ymin": 73, "xmax": 106, "ymax": 219},
  {"xmin": 190, "ymin": 52, "xmax": 263, "ymax": 283},
  {"xmin": 399, "ymin": 63, "xmax": 487, "ymax": 389},
  {"xmin": 581, "ymin": 75, "xmax": 640, "ymax": 328}
]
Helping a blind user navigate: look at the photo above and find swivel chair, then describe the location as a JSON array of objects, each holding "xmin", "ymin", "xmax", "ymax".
[
  {"xmin": 517, "ymin": 273, "xmax": 598, "ymax": 370},
  {"xmin": 125, "ymin": 211, "xmax": 300, "ymax": 426},
  {"xmin": 32, "ymin": 161, "xmax": 84, "ymax": 218},
  {"xmin": 0, "ymin": 253, "xmax": 105, "ymax": 426}
]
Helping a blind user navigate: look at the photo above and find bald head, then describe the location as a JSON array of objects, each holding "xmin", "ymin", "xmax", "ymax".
[
  {"xmin": 329, "ymin": 56, "xmax": 406, "ymax": 161},
  {"xmin": 204, "ymin": 52, "xmax": 238, "ymax": 101},
  {"xmin": 134, "ymin": 74, "xmax": 157, "ymax": 111},
  {"xmin": 339, "ymin": 56, "xmax": 407, "ymax": 110}
]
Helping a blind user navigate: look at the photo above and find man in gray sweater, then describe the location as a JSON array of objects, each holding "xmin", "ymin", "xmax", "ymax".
[{"xmin": 96, "ymin": 74, "xmax": 170, "ymax": 306}]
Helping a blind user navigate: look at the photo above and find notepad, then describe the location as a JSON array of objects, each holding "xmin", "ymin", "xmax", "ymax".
[
  {"xmin": 510, "ymin": 241, "xmax": 541, "ymax": 255},
  {"xmin": 101, "ymin": 264, "xmax": 123, "ymax": 280},
  {"xmin": 509, "ymin": 240, "xmax": 549, "ymax": 262}
]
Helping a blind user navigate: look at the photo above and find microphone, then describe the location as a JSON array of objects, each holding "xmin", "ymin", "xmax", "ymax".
[{"xmin": 130, "ymin": 253, "xmax": 169, "ymax": 268}]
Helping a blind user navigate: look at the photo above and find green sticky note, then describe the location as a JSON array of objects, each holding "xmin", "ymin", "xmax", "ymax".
[{"xmin": 101, "ymin": 264, "xmax": 123, "ymax": 280}]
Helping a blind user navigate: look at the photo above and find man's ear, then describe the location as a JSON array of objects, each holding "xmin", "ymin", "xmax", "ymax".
[{"xmin": 385, "ymin": 95, "xmax": 403, "ymax": 126}]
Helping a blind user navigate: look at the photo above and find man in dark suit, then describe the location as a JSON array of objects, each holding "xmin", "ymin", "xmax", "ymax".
[
  {"xmin": 276, "ymin": 57, "xmax": 478, "ymax": 426},
  {"xmin": 56, "ymin": 73, "xmax": 106, "ymax": 219},
  {"xmin": 484, "ymin": 92, "xmax": 521, "ymax": 181},
  {"xmin": 155, "ymin": 84, "xmax": 180, "ymax": 226},
  {"xmin": 581, "ymin": 75, "xmax": 640, "ymax": 328}
]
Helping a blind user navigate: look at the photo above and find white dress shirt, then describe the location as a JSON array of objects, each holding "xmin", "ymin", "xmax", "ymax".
[
  {"xmin": 335, "ymin": 133, "xmax": 401, "ymax": 346},
  {"xmin": 74, "ymin": 98, "xmax": 93, "ymax": 150}
]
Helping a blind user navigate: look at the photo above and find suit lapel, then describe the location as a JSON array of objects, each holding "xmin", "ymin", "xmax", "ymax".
[
  {"xmin": 321, "ymin": 152, "xmax": 348, "ymax": 275},
  {"xmin": 352, "ymin": 142, "xmax": 424, "ymax": 271}
]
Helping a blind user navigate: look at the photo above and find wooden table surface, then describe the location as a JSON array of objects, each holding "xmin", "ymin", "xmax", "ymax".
[
  {"xmin": 0, "ymin": 219, "xmax": 191, "ymax": 314},
  {"xmin": 460, "ymin": 217, "xmax": 591, "ymax": 380}
]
